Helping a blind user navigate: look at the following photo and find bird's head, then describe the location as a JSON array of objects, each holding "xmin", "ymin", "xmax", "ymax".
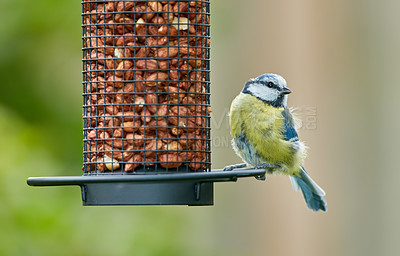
[{"xmin": 242, "ymin": 73, "xmax": 291, "ymax": 107}]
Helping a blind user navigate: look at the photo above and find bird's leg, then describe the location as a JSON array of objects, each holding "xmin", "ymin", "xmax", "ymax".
[{"xmin": 223, "ymin": 163, "xmax": 247, "ymax": 171}]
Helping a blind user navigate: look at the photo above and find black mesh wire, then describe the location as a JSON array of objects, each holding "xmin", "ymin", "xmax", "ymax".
[{"xmin": 82, "ymin": 0, "xmax": 211, "ymax": 173}]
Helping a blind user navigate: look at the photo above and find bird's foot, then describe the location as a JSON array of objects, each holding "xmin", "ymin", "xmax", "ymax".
[
  {"xmin": 254, "ymin": 163, "xmax": 281, "ymax": 169},
  {"xmin": 223, "ymin": 163, "xmax": 247, "ymax": 171}
]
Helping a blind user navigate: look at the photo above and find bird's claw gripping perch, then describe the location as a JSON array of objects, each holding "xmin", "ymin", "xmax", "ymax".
[
  {"xmin": 222, "ymin": 163, "xmax": 281, "ymax": 181},
  {"xmin": 223, "ymin": 163, "xmax": 280, "ymax": 172},
  {"xmin": 222, "ymin": 163, "xmax": 247, "ymax": 172},
  {"xmin": 254, "ymin": 163, "xmax": 281, "ymax": 169}
]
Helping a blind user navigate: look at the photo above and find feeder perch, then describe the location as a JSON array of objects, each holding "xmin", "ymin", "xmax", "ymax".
[{"xmin": 27, "ymin": 0, "xmax": 266, "ymax": 205}]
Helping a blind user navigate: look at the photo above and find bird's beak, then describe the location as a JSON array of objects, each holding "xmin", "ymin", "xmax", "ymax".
[{"xmin": 281, "ymin": 87, "xmax": 292, "ymax": 95}]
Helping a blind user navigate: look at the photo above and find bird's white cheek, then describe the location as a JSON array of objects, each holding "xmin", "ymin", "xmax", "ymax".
[{"xmin": 248, "ymin": 85, "xmax": 278, "ymax": 102}]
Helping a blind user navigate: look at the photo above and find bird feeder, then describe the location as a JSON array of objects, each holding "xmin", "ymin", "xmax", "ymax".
[{"xmin": 27, "ymin": 0, "xmax": 265, "ymax": 206}]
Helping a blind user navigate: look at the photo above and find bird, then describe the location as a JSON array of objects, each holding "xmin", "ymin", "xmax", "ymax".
[{"xmin": 224, "ymin": 73, "xmax": 327, "ymax": 212}]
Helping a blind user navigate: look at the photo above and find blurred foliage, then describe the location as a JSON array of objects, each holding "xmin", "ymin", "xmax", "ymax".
[
  {"xmin": 0, "ymin": 0, "xmax": 83, "ymax": 168},
  {"xmin": 0, "ymin": 0, "xmax": 217, "ymax": 255}
]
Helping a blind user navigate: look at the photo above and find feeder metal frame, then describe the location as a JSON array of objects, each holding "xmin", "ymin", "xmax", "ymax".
[{"xmin": 27, "ymin": 168, "xmax": 266, "ymax": 206}]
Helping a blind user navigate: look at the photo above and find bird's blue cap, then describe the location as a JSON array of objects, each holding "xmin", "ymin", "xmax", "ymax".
[
  {"xmin": 250, "ymin": 73, "xmax": 288, "ymax": 89},
  {"xmin": 254, "ymin": 73, "xmax": 278, "ymax": 82}
]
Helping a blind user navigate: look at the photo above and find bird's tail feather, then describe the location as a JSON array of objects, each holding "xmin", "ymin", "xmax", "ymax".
[{"xmin": 290, "ymin": 167, "xmax": 327, "ymax": 212}]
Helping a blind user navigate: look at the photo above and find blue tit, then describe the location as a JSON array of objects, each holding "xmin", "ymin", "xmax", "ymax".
[{"xmin": 226, "ymin": 73, "xmax": 327, "ymax": 212}]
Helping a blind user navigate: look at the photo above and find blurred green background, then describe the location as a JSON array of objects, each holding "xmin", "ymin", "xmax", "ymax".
[{"xmin": 1, "ymin": 0, "xmax": 400, "ymax": 255}]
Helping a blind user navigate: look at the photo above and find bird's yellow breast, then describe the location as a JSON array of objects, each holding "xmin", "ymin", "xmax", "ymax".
[{"xmin": 229, "ymin": 93, "xmax": 300, "ymax": 175}]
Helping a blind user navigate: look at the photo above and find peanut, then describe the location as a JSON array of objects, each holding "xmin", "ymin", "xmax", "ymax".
[
  {"xmin": 172, "ymin": 17, "xmax": 189, "ymax": 31},
  {"xmin": 156, "ymin": 47, "xmax": 179, "ymax": 59},
  {"xmin": 136, "ymin": 59, "xmax": 158, "ymax": 70},
  {"xmin": 145, "ymin": 72, "xmax": 169, "ymax": 86},
  {"xmin": 122, "ymin": 121, "xmax": 134, "ymax": 132},
  {"xmin": 163, "ymin": 141, "xmax": 183, "ymax": 151},
  {"xmin": 125, "ymin": 154, "xmax": 142, "ymax": 172},
  {"xmin": 87, "ymin": 129, "xmax": 97, "ymax": 139},
  {"xmin": 140, "ymin": 109, "xmax": 152, "ymax": 124},
  {"xmin": 102, "ymin": 155, "xmax": 121, "ymax": 171},
  {"xmin": 159, "ymin": 153, "xmax": 182, "ymax": 168}
]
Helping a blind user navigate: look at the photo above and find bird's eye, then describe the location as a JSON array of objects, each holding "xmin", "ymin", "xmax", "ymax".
[{"xmin": 267, "ymin": 82, "xmax": 274, "ymax": 88}]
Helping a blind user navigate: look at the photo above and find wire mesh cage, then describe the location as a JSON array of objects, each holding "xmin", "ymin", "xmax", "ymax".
[{"xmin": 82, "ymin": 0, "xmax": 211, "ymax": 174}]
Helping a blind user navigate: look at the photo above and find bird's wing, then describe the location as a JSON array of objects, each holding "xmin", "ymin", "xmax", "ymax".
[{"xmin": 281, "ymin": 107, "xmax": 299, "ymax": 142}]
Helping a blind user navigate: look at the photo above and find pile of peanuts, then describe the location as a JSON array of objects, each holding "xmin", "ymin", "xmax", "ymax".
[{"xmin": 82, "ymin": 1, "xmax": 211, "ymax": 172}]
